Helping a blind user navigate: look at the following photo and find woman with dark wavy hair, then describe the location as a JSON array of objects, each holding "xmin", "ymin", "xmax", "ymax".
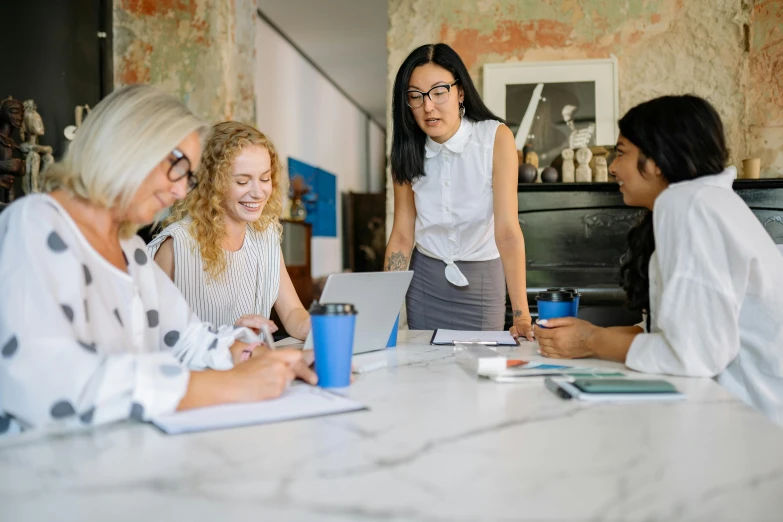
[
  {"xmin": 534, "ymin": 95, "xmax": 783, "ymax": 424},
  {"xmin": 384, "ymin": 43, "xmax": 533, "ymax": 339}
]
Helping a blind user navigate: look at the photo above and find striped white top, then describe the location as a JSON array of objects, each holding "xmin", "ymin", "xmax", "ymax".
[{"xmin": 147, "ymin": 217, "xmax": 281, "ymax": 326}]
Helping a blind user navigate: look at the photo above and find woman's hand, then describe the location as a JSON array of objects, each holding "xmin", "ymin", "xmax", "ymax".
[
  {"xmin": 292, "ymin": 349, "xmax": 318, "ymax": 385},
  {"xmin": 228, "ymin": 349, "xmax": 304, "ymax": 402},
  {"xmin": 510, "ymin": 315, "xmax": 535, "ymax": 342},
  {"xmin": 235, "ymin": 314, "xmax": 278, "ymax": 335},
  {"xmin": 533, "ymin": 317, "xmax": 598, "ymax": 359}
]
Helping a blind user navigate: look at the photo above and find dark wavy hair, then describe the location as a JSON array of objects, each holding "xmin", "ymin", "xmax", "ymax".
[
  {"xmin": 390, "ymin": 43, "xmax": 501, "ymax": 184},
  {"xmin": 618, "ymin": 95, "xmax": 728, "ymax": 325}
]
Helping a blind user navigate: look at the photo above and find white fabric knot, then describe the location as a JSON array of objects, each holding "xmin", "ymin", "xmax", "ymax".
[{"xmin": 444, "ymin": 259, "xmax": 469, "ymax": 287}]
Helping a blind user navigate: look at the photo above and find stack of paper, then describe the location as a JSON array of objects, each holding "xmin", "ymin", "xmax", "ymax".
[{"xmin": 153, "ymin": 384, "xmax": 366, "ymax": 435}]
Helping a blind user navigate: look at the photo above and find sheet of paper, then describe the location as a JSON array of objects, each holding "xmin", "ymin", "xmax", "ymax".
[
  {"xmin": 152, "ymin": 384, "xmax": 366, "ymax": 435},
  {"xmin": 431, "ymin": 329, "xmax": 518, "ymax": 346},
  {"xmin": 477, "ymin": 358, "xmax": 625, "ymax": 378}
]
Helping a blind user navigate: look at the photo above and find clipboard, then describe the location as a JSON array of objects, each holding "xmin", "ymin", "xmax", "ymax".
[{"xmin": 430, "ymin": 329, "xmax": 519, "ymax": 346}]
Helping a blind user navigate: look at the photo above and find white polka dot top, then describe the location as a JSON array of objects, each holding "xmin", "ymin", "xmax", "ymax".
[
  {"xmin": 147, "ymin": 217, "xmax": 281, "ymax": 325},
  {"xmin": 0, "ymin": 194, "xmax": 259, "ymax": 436}
]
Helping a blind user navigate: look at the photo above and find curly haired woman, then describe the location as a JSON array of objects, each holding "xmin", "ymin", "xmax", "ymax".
[{"xmin": 148, "ymin": 122, "xmax": 311, "ymax": 341}]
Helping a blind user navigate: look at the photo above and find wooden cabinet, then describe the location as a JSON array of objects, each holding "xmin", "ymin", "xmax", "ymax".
[{"xmin": 280, "ymin": 219, "xmax": 313, "ymax": 308}]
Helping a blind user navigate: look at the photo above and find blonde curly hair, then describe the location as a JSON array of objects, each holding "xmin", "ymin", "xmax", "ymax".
[{"xmin": 165, "ymin": 121, "xmax": 288, "ymax": 279}]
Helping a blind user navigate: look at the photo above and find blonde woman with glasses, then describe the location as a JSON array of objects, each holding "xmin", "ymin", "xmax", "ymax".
[
  {"xmin": 0, "ymin": 85, "xmax": 313, "ymax": 437},
  {"xmin": 149, "ymin": 122, "xmax": 312, "ymax": 341}
]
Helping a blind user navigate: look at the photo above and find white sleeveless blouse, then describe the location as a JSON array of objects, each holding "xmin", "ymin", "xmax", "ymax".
[
  {"xmin": 147, "ymin": 217, "xmax": 281, "ymax": 325},
  {"xmin": 412, "ymin": 118, "xmax": 502, "ymax": 286}
]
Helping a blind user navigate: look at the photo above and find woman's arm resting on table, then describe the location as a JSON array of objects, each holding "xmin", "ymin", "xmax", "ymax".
[
  {"xmin": 534, "ymin": 316, "xmax": 643, "ymax": 362},
  {"xmin": 273, "ymin": 251, "xmax": 311, "ymax": 340},
  {"xmin": 492, "ymin": 125, "xmax": 533, "ymax": 341}
]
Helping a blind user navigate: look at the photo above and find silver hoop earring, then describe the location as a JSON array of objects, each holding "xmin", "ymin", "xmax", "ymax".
[{"xmin": 459, "ymin": 102, "xmax": 465, "ymax": 118}]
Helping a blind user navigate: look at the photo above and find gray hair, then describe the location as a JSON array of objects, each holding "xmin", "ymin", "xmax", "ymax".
[{"xmin": 41, "ymin": 85, "xmax": 208, "ymax": 235}]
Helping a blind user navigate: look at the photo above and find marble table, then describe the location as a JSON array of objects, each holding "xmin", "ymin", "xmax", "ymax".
[{"xmin": 2, "ymin": 330, "xmax": 783, "ymax": 521}]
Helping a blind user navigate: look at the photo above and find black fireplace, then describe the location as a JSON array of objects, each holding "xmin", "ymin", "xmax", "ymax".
[{"xmin": 508, "ymin": 180, "xmax": 783, "ymax": 329}]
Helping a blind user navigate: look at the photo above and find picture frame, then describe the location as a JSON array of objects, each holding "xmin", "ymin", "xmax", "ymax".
[{"xmin": 483, "ymin": 58, "xmax": 619, "ymax": 168}]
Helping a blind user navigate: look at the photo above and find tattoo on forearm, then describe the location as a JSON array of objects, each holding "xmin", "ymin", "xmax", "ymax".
[
  {"xmin": 385, "ymin": 251, "xmax": 408, "ymax": 271},
  {"xmin": 513, "ymin": 309, "xmax": 524, "ymax": 318}
]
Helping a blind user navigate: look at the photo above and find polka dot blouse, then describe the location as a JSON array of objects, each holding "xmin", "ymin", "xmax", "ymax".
[{"xmin": 0, "ymin": 194, "xmax": 258, "ymax": 436}]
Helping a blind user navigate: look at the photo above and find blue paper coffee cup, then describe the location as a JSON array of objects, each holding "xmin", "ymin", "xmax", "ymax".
[
  {"xmin": 547, "ymin": 287, "xmax": 580, "ymax": 317},
  {"xmin": 309, "ymin": 302, "xmax": 357, "ymax": 388},
  {"xmin": 537, "ymin": 291, "xmax": 576, "ymax": 324},
  {"xmin": 386, "ymin": 313, "xmax": 399, "ymax": 348}
]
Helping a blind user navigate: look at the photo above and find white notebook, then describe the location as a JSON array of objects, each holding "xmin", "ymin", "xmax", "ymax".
[
  {"xmin": 430, "ymin": 329, "xmax": 518, "ymax": 346},
  {"xmin": 152, "ymin": 384, "xmax": 367, "ymax": 435}
]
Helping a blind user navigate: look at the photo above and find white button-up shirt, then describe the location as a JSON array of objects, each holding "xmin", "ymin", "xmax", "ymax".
[
  {"xmin": 626, "ymin": 167, "xmax": 783, "ymax": 424},
  {"xmin": 412, "ymin": 118, "xmax": 502, "ymax": 286}
]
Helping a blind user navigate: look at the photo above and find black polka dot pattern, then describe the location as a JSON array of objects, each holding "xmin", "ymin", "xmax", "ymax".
[
  {"xmin": 160, "ymin": 364, "xmax": 183, "ymax": 377},
  {"xmin": 79, "ymin": 408, "xmax": 95, "ymax": 424},
  {"xmin": 0, "ymin": 414, "xmax": 11, "ymax": 434},
  {"xmin": 78, "ymin": 340, "xmax": 97, "ymax": 353},
  {"xmin": 83, "ymin": 264, "xmax": 92, "ymax": 285},
  {"xmin": 134, "ymin": 249, "xmax": 147, "ymax": 265},
  {"xmin": 47, "ymin": 231, "xmax": 68, "ymax": 252},
  {"xmin": 51, "ymin": 400, "xmax": 76, "ymax": 419},
  {"xmin": 114, "ymin": 309, "xmax": 123, "ymax": 327},
  {"xmin": 61, "ymin": 304, "xmax": 74, "ymax": 323},
  {"xmin": 147, "ymin": 310, "xmax": 159, "ymax": 328},
  {"xmin": 164, "ymin": 330, "xmax": 180, "ymax": 347},
  {"xmin": 208, "ymin": 338, "xmax": 218, "ymax": 350},
  {"xmin": 2, "ymin": 336, "xmax": 18, "ymax": 358},
  {"xmin": 130, "ymin": 402, "xmax": 144, "ymax": 421}
]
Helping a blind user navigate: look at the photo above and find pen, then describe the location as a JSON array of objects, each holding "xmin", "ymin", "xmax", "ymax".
[{"xmin": 261, "ymin": 324, "xmax": 277, "ymax": 350}]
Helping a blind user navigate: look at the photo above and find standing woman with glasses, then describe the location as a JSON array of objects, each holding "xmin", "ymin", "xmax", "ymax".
[
  {"xmin": 385, "ymin": 43, "xmax": 534, "ymax": 339},
  {"xmin": 0, "ymin": 85, "xmax": 313, "ymax": 436},
  {"xmin": 149, "ymin": 122, "xmax": 312, "ymax": 341}
]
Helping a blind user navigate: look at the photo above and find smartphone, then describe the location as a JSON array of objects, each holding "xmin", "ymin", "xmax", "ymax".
[{"xmin": 571, "ymin": 378, "xmax": 678, "ymax": 394}]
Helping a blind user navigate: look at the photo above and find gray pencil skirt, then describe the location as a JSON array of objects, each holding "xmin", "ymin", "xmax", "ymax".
[{"xmin": 406, "ymin": 248, "xmax": 507, "ymax": 331}]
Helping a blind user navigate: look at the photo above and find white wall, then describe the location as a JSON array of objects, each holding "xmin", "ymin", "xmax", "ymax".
[{"xmin": 255, "ymin": 17, "xmax": 386, "ymax": 278}]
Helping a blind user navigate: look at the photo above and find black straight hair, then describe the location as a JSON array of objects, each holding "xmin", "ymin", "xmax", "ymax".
[
  {"xmin": 390, "ymin": 43, "xmax": 501, "ymax": 184},
  {"xmin": 618, "ymin": 95, "xmax": 729, "ymax": 322}
]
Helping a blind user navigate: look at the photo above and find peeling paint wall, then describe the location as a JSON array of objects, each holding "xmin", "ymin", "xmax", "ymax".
[
  {"xmin": 388, "ymin": 0, "xmax": 783, "ymax": 178},
  {"xmin": 114, "ymin": 0, "xmax": 256, "ymax": 123},
  {"xmin": 749, "ymin": 0, "xmax": 783, "ymax": 177}
]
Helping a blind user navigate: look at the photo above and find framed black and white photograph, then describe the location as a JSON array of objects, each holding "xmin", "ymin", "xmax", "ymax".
[{"xmin": 483, "ymin": 58, "xmax": 619, "ymax": 167}]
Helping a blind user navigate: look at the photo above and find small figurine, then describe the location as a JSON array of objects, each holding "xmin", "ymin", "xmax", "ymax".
[
  {"xmin": 0, "ymin": 97, "xmax": 25, "ymax": 205},
  {"xmin": 594, "ymin": 156, "xmax": 609, "ymax": 182},
  {"xmin": 524, "ymin": 150, "xmax": 539, "ymax": 170},
  {"xmin": 575, "ymin": 147, "xmax": 593, "ymax": 183},
  {"xmin": 561, "ymin": 148, "xmax": 575, "ymax": 183},
  {"xmin": 19, "ymin": 100, "xmax": 54, "ymax": 194}
]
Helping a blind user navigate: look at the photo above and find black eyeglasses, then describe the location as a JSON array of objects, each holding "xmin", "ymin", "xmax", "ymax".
[
  {"xmin": 406, "ymin": 80, "xmax": 460, "ymax": 109},
  {"xmin": 167, "ymin": 148, "xmax": 197, "ymax": 191}
]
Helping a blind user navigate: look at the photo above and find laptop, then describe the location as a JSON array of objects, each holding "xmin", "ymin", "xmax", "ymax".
[{"xmin": 304, "ymin": 271, "xmax": 414, "ymax": 354}]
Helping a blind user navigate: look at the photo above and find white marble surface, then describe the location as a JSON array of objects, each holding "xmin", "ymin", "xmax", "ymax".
[{"xmin": 2, "ymin": 330, "xmax": 783, "ymax": 521}]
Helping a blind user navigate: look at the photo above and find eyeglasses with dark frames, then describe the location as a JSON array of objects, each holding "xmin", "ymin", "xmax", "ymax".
[
  {"xmin": 406, "ymin": 80, "xmax": 460, "ymax": 109},
  {"xmin": 167, "ymin": 148, "xmax": 198, "ymax": 191}
]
